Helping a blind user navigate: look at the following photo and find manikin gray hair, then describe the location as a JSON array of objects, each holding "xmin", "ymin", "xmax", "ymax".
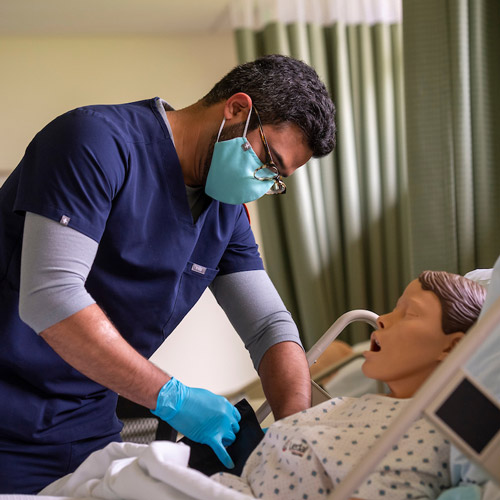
[{"xmin": 418, "ymin": 270, "xmax": 486, "ymax": 334}]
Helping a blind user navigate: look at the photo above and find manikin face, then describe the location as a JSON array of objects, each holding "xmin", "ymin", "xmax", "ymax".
[{"xmin": 362, "ymin": 279, "xmax": 463, "ymax": 398}]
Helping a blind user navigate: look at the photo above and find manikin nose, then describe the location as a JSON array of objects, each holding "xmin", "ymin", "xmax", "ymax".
[{"xmin": 376, "ymin": 315, "xmax": 387, "ymax": 329}]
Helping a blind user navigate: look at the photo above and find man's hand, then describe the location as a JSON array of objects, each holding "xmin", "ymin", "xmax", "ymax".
[{"xmin": 152, "ymin": 378, "xmax": 240, "ymax": 468}]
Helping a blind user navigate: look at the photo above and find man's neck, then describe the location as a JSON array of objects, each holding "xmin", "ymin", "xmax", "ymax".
[{"xmin": 166, "ymin": 102, "xmax": 225, "ymax": 187}]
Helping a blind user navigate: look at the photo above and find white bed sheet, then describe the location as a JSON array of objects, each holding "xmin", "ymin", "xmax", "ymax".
[
  {"xmin": 37, "ymin": 441, "xmax": 253, "ymax": 500},
  {"xmin": 2, "ymin": 440, "xmax": 496, "ymax": 500},
  {"xmin": 0, "ymin": 497, "xmax": 80, "ymax": 500}
]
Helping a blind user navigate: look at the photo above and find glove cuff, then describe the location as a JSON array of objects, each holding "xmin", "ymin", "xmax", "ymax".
[{"xmin": 151, "ymin": 377, "xmax": 187, "ymax": 422}]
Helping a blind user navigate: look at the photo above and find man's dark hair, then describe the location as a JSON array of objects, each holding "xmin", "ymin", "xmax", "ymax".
[{"xmin": 201, "ymin": 54, "xmax": 336, "ymax": 158}]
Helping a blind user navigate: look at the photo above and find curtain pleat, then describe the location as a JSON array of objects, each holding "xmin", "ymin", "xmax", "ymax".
[
  {"xmin": 391, "ymin": 22, "xmax": 412, "ymax": 288},
  {"xmin": 326, "ymin": 21, "xmax": 371, "ymax": 345},
  {"xmin": 377, "ymin": 22, "xmax": 406, "ymax": 307},
  {"xmin": 356, "ymin": 22, "xmax": 385, "ymax": 313},
  {"xmin": 234, "ymin": 29, "xmax": 258, "ymax": 62},
  {"xmin": 448, "ymin": 0, "xmax": 475, "ymax": 273},
  {"xmin": 308, "ymin": 23, "xmax": 347, "ymax": 318}
]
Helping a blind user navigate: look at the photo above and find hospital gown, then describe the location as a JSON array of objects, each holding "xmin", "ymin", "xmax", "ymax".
[{"xmin": 215, "ymin": 394, "xmax": 452, "ymax": 499}]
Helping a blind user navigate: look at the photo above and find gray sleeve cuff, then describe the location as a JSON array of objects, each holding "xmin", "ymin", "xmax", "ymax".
[
  {"xmin": 19, "ymin": 212, "xmax": 97, "ymax": 333},
  {"xmin": 210, "ymin": 270, "xmax": 303, "ymax": 370}
]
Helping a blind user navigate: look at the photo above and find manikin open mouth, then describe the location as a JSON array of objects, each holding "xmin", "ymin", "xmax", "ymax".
[{"xmin": 370, "ymin": 335, "xmax": 381, "ymax": 352}]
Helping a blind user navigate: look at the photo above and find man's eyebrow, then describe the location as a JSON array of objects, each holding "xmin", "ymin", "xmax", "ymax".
[{"xmin": 269, "ymin": 146, "xmax": 286, "ymax": 176}]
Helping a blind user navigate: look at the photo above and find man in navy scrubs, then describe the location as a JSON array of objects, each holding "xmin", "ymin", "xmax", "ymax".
[{"xmin": 0, "ymin": 54, "xmax": 336, "ymax": 493}]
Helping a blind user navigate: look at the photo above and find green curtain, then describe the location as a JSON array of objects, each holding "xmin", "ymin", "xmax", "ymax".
[
  {"xmin": 232, "ymin": 2, "xmax": 409, "ymax": 349},
  {"xmin": 403, "ymin": 0, "xmax": 500, "ymax": 275}
]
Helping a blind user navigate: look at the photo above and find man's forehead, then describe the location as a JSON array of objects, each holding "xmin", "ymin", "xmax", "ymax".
[{"xmin": 264, "ymin": 123, "xmax": 311, "ymax": 172}]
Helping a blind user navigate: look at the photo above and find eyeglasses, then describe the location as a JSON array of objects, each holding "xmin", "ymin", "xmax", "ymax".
[{"xmin": 252, "ymin": 107, "xmax": 286, "ymax": 195}]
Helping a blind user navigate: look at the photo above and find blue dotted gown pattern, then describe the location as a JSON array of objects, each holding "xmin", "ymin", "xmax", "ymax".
[{"xmin": 214, "ymin": 394, "xmax": 452, "ymax": 499}]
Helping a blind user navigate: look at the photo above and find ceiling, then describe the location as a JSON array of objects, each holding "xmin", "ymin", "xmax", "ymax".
[{"xmin": 0, "ymin": 0, "xmax": 234, "ymax": 35}]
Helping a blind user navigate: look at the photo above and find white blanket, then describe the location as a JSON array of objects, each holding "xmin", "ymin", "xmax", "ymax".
[{"xmin": 39, "ymin": 441, "xmax": 254, "ymax": 500}]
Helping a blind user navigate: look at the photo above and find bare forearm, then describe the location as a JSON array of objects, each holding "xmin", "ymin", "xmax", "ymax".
[
  {"xmin": 258, "ymin": 341, "xmax": 311, "ymax": 420},
  {"xmin": 40, "ymin": 303, "xmax": 169, "ymax": 409}
]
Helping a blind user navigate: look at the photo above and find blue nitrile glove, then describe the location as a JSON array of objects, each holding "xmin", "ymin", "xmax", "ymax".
[{"xmin": 151, "ymin": 377, "xmax": 241, "ymax": 469}]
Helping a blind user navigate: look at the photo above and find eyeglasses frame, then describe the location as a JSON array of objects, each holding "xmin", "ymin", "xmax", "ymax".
[{"xmin": 252, "ymin": 107, "xmax": 287, "ymax": 195}]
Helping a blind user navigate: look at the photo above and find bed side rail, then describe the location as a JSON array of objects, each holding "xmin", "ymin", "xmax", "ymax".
[{"xmin": 256, "ymin": 309, "xmax": 378, "ymax": 424}]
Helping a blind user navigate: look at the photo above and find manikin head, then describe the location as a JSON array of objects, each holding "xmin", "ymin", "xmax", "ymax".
[{"xmin": 362, "ymin": 271, "xmax": 486, "ymax": 398}]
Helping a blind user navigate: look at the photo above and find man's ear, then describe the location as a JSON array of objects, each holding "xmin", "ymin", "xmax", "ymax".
[
  {"xmin": 223, "ymin": 93, "xmax": 253, "ymax": 121},
  {"xmin": 437, "ymin": 331, "xmax": 465, "ymax": 361}
]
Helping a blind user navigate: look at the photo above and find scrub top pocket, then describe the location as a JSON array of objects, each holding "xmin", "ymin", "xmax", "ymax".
[{"xmin": 162, "ymin": 261, "xmax": 219, "ymax": 337}]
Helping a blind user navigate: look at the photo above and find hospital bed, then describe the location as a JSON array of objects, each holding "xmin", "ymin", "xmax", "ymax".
[
  {"xmin": 255, "ymin": 304, "xmax": 500, "ymax": 498},
  {"xmin": 2, "ymin": 277, "xmax": 499, "ymax": 500},
  {"xmin": 333, "ymin": 297, "xmax": 500, "ymax": 499}
]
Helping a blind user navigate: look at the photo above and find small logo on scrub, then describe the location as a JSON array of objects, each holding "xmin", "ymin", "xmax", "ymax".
[
  {"xmin": 282, "ymin": 439, "xmax": 309, "ymax": 457},
  {"xmin": 191, "ymin": 263, "xmax": 207, "ymax": 275},
  {"xmin": 59, "ymin": 215, "xmax": 71, "ymax": 226}
]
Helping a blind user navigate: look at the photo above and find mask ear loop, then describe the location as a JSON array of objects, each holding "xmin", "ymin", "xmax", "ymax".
[
  {"xmin": 216, "ymin": 106, "xmax": 253, "ymax": 143},
  {"xmin": 216, "ymin": 117, "xmax": 226, "ymax": 142},
  {"xmin": 242, "ymin": 106, "xmax": 253, "ymax": 139}
]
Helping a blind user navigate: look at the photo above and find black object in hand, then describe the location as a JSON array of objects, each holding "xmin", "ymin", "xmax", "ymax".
[{"xmin": 179, "ymin": 399, "xmax": 265, "ymax": 476}]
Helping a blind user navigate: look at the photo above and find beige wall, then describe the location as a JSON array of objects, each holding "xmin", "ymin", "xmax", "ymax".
[
  {"xmin": 0, "ymin": 34, "xmax": 236, "ymax": 171},
  {"xmin": 0, "ymin": 33, "xmax": 261, "ymax": 394}
]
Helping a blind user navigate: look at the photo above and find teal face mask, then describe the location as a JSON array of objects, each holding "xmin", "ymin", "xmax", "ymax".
[{"xmin": 205, "ymin": 107, "xmax": 275, "ymax": 205}]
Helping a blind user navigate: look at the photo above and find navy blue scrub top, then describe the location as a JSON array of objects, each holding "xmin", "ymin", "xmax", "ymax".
[{"xmin": 0, "ymin": 98, "xmax": 264, "ymax": 444}]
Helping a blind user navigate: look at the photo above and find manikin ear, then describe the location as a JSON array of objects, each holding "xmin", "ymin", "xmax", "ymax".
[
  {"xmin": 223, "ymin": 93, "xmax": 253, "ymax": 122},
  {"xmin": 437, "ymin": 331, "xmax": 465, "ymax": 362}
]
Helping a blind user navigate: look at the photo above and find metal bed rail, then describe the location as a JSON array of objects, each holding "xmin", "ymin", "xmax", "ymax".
[{"xmin": 255, "ymin": 309, "xmax": 378, "ymax": 424}]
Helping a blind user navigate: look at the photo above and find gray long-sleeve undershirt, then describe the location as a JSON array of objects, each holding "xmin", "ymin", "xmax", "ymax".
[{"xmin": 19, "ymin": 212, "xmax": 302, "ymax": 370}]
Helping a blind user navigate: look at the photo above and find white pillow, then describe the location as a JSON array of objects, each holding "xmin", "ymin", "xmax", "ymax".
[{"xmin": 464, "ymin": 268, "xmax": 493, "ymax": 289}]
